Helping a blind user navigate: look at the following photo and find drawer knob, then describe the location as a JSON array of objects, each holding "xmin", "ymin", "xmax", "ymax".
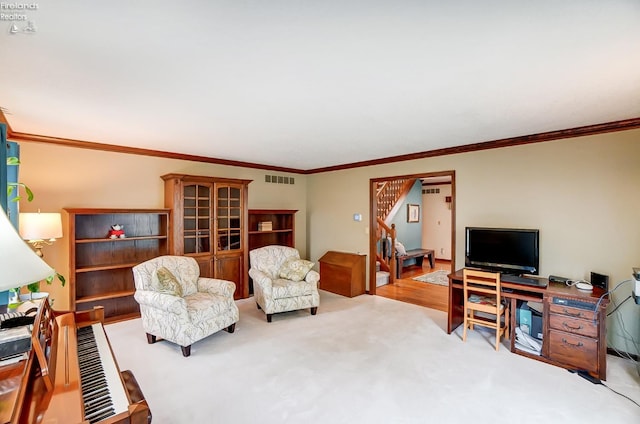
[
  {"xmin": 562, "ymin": 322, "xmax": 583, "ymax": 331},
  {"xmin": 562, "ymin": 338, "xmax": 584, "ymax": 348}
]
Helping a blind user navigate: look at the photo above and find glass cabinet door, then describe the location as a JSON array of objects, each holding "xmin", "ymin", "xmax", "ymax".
[
  {"xmin": 183, "ymin": 183, "xmax": 212, "ymax": 254},
  {"xmin": 216, "ymin": 185, "xmax": 242, "ymax": 251}
]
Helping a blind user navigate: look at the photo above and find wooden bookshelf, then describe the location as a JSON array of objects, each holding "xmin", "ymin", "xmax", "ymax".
[
  {"xmin": 248, "ymin": 209, "xmax": 297, "ymax": 250},
  {"xmin": 65, "ymin": 208, "xmax": 170, "ymax": 323}
]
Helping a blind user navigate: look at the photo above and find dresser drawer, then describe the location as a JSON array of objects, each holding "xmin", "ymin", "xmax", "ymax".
[
  {"xmin": 548, "ymin": 330, "xmax": 598, "ymax": 371},
  {"xmin": 548, "ymin": 314, "xmax": 597, "ymax": 338},
  {"xmin": 548, "ymin": 303, "xmax": 596, "ymax": 321}
]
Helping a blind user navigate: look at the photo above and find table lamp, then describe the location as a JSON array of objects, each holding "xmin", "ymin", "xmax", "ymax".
[{"xmin": 0, "ymin": 208, "xmax": 55, "ymax": 293}]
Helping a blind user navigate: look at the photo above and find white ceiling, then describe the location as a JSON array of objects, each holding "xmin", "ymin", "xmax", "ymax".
[{"xmin": 1, "ymin": 1, "xmax": 639, "ymax": 171}]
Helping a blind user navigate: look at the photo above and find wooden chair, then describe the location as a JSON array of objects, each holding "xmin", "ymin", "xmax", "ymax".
[{"xmin": 462, "ymin": 269, "xmax": 509, "ymax": 351}]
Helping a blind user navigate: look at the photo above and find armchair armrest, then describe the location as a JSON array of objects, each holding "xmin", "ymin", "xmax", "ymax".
[
  {"xmin": 197, "ymin": 277, "xmax": 236, "ymax": 298},
  {"xmin": 305, "ymin": 270, "xmax": 320, "ymax": 285},
  {"xmin": 249, "ymin": 268, "xmax": 273, "ymax": 296},
  {"xmin": 134, "ymin": 290, "xmax": 187, "ymax": 315}
]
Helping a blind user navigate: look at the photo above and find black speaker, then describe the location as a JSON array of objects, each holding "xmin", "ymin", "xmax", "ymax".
[{"xmin": 590, "ymin": 272, "xmax": 608, "ymax": 291}]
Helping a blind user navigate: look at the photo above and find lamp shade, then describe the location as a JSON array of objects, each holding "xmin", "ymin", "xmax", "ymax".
[
  {"xmin": 0, "ymin": 208, "xmax": 55, "ymax": 291},
  {"xmin": 19, "ymin": 212, "xmax": 63, "ymax": 241}
]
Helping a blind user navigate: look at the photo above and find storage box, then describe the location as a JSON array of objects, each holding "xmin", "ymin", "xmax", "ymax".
[
  {"xmin": 519, "ymin": 308, "xmax": 532, "ymax": 335},
  {"xmin": 517, "ymin": 303, "xmax": 543, "ymax": 339},
  {"xmin": 0, "ymin": 326, "xmax": 31, "ymax": 359},
  {"xmin": 258, "ymin": 221, "xmax": 273, "ymax": 231}
]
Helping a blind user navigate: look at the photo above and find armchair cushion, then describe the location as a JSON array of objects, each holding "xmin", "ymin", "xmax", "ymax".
[
  {"xmin": 152, "ymin": 266, "xmax": 183, "ymax": 297},
  {"xmin": 272, "ymin": 278, "xmax": 317, "ymax": 299},
  {"xmin": 278, "ymin": 258, "xmax": 315, "ymax": 282}
]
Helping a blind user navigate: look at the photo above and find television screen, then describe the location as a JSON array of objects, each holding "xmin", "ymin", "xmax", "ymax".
[{"xmin": 465, "ymin": 227, "xmax": 539, "ymax": 275}]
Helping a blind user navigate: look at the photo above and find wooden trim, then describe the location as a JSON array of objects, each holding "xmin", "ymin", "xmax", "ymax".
[
  {"xmin": 160, "ymin": 173, "xmax": 252, "ymax": 185},
  {"xmin": 248, "ymin": 209, "xmax": 298, "ymax": 214},
  {"xmin": 63, "ymin": 207, "xmax": 171, "ymax": 214},
  {"xmin": 369, "ymin": 181, "xmax": 378, "ymax": 295},
  {"xmin": 306, "ymin": 117, "xmax": 640, "ymax": 174},
  {"xmin": 368, "ymin": 170, "xmax": 456, "ymax": 295},
  {"xmin": 7, "ymin": 131, "xmax": 306, "ymax": 174},
  {"xmin": 5, "ymin": 117, "xmax": 640, "ymax": 173}
]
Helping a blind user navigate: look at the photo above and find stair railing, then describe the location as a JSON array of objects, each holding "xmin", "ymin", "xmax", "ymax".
[
  {"xmin": 376, "ymin": 218, "xmax": 396, "ymax": 285},
  {"xmin": 376, "ymin": 178, "xmax": 417, "ymax": 223}
]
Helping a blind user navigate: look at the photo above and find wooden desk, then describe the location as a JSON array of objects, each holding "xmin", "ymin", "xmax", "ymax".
[{"xmin": 448, "ymin": 269, "xmax": 609, "ymax": 380}]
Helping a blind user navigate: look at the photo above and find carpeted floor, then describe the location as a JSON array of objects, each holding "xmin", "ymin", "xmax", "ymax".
[
  {"xmin": 412, "ymin": 269, "xmax": 449, "ymax": 286},
  {"xmin": 105, "ymin": 290, "xmax": 640, "ymax": 423}
]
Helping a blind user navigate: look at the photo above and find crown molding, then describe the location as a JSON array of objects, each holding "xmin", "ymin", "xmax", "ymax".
[
  {"xmin": 305, "ymin": 117, "xmax": 640, "ymax": 174},
  {"xmin": 7, "ymin": 130, "xmax": 307, "ymax": 174},
  {"xmin": 5, "ymin": 117, "xmax": 640, "ymax": 174}
]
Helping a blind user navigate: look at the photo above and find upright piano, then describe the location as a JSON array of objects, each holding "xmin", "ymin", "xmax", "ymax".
[{"xmin": 0, "ymin": 299, "xmax": 151, "ymax": 423}]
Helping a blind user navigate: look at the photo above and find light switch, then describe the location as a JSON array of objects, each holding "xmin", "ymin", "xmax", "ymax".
[{"xmin": 353, "ymin": 213, "xmax": 362, "ymax": 222}]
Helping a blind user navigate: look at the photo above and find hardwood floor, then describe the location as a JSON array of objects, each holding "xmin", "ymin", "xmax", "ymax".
[{"xmin": 375, "ymin": 259, "xmax": 452, "ymax": 312}]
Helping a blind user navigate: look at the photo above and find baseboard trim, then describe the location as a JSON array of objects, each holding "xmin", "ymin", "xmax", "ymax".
[{"xmin": 607, "ymin": 347, "xmax": 639, "ymax": 361}]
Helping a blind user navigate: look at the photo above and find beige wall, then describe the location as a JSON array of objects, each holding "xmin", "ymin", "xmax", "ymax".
[
  {"xmin": 15, "ymin": 129, "xmax": 640, "ymax": 354},
  {"xmin": 306, "ymin": 130, "xmax": 640, "ymax": 353},
  {"xmin": 16, "ymin": 143, "xmax": 308, "ymax": 310}
]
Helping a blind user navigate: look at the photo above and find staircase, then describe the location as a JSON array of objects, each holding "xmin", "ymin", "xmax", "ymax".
[
  {"xmin": 374, "ymin": 178, "xmax": 418, "ymax": 286},
  {"xmin": 376, "ymin": 178, "xmax": 416, "ymax": 223},
  {"xmin": 374, "ymin": 260, "xmax": 390, "ymax": 287}
]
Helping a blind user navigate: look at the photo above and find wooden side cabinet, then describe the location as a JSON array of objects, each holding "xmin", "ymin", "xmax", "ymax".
[
  {"xmin": 65, "ymin": 208, "xmax": 170, "ymax": 323},
  {"xmin": 162, "ymin": 173, "xmax": 251, "ymax": 299},
  {"xmin": 319, "ymin": 251, "xmax": 366, "ymax": 297},
  {"xmin": 543, "ymin": 295, "xmax": 608, "ymax": 380}
]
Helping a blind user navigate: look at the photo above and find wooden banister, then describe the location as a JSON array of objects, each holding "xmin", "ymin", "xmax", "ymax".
[
  {"xmin": 376, "ymin": 218, "xmax": 396, "ymax": 284},
  {"xmin": 376, "ymin": 178, "xmax": 417, "ymax": 222}
]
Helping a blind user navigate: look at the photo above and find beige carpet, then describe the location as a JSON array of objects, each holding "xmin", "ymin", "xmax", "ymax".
[
  {"xmin": 412, "ymin": 270, "xmax": 449, "ymax": 286},
  {"xmin": 105, "ymin": 291, "xmax": 640, "ymax": 423}
]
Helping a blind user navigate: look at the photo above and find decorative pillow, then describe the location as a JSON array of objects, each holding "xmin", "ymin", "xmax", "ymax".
[
  {"xmin": 152, "ymin": 266, "xmax": 183, "ymax": 297},
  {"xmin": 395, "ymin": 240, "xmax": 407, "ymax": 256},
  {"xmin": 278, "ymin": 258, "xmax": 315, "ymax": 282}
]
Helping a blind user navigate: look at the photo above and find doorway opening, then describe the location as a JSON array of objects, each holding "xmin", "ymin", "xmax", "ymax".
[{"xmin": 368, "ymin": 170, "xmax": 456, "ymax": 311}]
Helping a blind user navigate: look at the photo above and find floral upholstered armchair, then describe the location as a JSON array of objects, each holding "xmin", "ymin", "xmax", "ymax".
[
  {"xmin": 249, "ymin": 245, "xmax": 320, "ymax": 322},
  {"xmin": 132, "ymin": 255, "xmax": 239, "ymax": 357}
]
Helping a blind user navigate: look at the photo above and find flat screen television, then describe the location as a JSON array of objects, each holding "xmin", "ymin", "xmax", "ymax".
[{"xmin": 465, "ymin": 227, "xmax": 539, "ymax": 275}]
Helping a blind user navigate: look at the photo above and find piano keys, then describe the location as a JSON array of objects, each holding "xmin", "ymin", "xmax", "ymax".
[
  {"xmin": 1, "ymin": 299, "xmax": 151, "ymax": 423},
  {"xmin": 77, "ymin": 324, "xmax": 130, "ymax": 423}
]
